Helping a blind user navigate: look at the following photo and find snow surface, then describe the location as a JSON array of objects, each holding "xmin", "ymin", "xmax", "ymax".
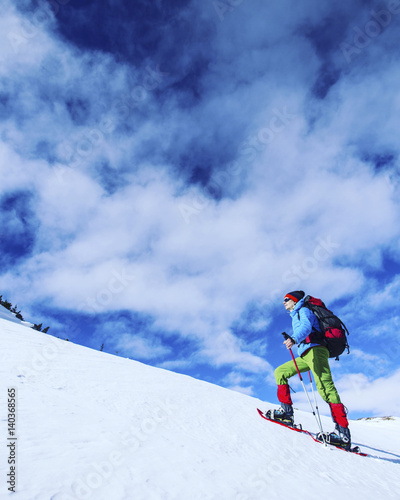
[{"xmin": 1, "ymin": 312, "xmax": 399, "ymax": 500}]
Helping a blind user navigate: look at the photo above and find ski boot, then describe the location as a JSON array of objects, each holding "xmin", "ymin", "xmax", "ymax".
[
  {"xmin": 265, "ymin": 403, "xmax": 294, "ymax": 426},
  {"xmin": 317, "ymin": 424, "xmax": 351, "ymax": 451}
]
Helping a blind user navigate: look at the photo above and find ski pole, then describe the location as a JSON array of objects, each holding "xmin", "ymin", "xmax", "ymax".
[
  {"xmin": 308, "ymin": 370, "xmax": 325, "ymax": 436},
  {"xmin": 281, "ymin": 333, "xmax": 326, "ymax": 441}
]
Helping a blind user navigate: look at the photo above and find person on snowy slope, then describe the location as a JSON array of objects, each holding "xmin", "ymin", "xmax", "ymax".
[{"xmin": 269, "ymin": 290, "xmax": 351, "ymax": 450}]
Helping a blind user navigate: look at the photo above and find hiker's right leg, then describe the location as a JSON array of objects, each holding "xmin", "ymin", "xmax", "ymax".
[
  {"xmin": 302, "ymin": 346, "xmax": 351, "ymax": 448},
  {"xmin": 302, "ymin": 346, "xmax": 342, "ymax": 402}
]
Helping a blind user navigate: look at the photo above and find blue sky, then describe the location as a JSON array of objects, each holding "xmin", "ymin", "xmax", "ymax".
[{"xmin": 1, "ymin": 0, "xmax": 400, "ymax": 419}]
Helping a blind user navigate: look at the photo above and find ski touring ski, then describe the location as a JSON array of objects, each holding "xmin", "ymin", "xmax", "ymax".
[{"xmin": 257, "ymin": 408, "xmax": 367, "ymax": 457}]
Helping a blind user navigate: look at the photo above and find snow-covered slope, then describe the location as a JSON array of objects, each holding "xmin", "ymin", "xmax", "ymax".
[{"xmin": 1, "ymin": 315, "xmax": 399, "ymax": 500}]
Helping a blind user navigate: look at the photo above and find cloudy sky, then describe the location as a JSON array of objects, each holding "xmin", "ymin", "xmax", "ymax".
[{"xmin": 1, "ymin": 0, "xmax": 400, "ymax": 418}]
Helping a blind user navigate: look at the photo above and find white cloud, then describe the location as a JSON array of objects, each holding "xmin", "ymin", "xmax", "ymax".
[
  {"xmin": 289, "ymin": 366, "xmax": 400, "ymax": 419},
  {"xmin": 228, "ymin": 385, "xmax": 254, "ymax": 396},
  {"xmin": 336, "ymin": 370, "xmax": 400, "ymax": 417},
  {"xmin": 113, "ymin": 332, "xmax": 171, "ymax": 360},
  {"xmin": 220, "ymin": 370, "xmax": 260, "ymax": 396},
  {"xmin": 366, "ymin": 275, "xmax": 400, "ymax": 310},
  {"xmin": 199, "ymin": 330, "xmax": 273, "ymax": 374},
  {"xmin": 1, "ymin": 0, "xmax": 400, "ymax": 376},
  {"xmin": 157, "ymin": 359, "xmax": 193, "ymax": 371}
]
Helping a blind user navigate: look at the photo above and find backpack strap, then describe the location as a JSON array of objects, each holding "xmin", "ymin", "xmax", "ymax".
[{"xmin": 297, "ymin": 306, "xmax": 325, "ymax": 346}]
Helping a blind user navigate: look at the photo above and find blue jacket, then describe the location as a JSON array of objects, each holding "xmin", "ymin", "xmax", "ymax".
[{"xmin": 289, "ymin": 298, "xmax": 322, "ymax": 357}]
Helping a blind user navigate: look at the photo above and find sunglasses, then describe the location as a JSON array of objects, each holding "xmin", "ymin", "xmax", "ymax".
[{"xmin": 283, "ymin": 297, "xmax": 291, "ymax": 303}]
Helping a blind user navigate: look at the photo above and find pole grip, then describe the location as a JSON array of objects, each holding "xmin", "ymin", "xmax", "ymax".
[{"xmin": 281, "ymin": 332, "xmax": 302, "ymax": 380}]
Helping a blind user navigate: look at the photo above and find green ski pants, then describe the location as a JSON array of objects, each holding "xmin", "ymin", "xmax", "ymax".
[{"xmin": 274, "ymin": 346, "xmax": 342, "ymax": 404}]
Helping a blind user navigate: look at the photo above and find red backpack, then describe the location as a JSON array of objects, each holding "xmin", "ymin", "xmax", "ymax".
[{"xmin": 299, "ymin": 295, "xmax": 350, "ymax": 360}]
